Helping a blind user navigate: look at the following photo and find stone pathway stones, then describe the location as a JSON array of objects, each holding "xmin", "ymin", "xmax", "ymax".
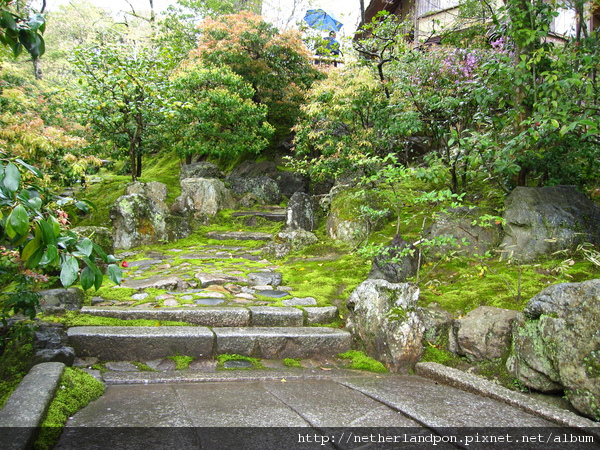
[{"xmin": 90, "ymin": 240, "xmax": 330, "ymax": 312}]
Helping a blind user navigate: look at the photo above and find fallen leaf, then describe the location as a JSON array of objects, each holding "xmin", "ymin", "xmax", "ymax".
[
  {"xmin": 321, "ymin": 367, "xmax": 332, "ymax": 371},
  {"xmin": 281, "ymin": 378, "xmax": 287, "ymax": 382}
]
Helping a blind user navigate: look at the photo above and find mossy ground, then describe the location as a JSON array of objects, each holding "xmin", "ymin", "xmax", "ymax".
[
  {"xmin": 39, "ymin": 311, "xmax": 191, "ymax": 327},
  {"xmin": 338, "ymin": 350, "xmax": 388, "ymax": 373},
  {"xmin": 0, "ymin": 334, "xmax": 33, "ymax": 410},
  {"xmin": 34, "ymin": 367, "xmax": 104, "ymax": 450}
]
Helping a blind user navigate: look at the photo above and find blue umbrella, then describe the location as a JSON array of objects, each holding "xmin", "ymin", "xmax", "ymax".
[{"xmin": 303, "ymin": 9, "xmax": 343, "ymax": 32}]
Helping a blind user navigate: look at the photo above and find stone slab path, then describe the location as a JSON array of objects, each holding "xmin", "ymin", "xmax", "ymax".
[{"xmin": 55, "ymin": 372, "xmax": 587, "ymax": 450}]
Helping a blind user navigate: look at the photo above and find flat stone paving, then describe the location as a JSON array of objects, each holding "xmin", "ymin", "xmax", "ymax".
[{"xmin": 56, "ymin": 373, "xmax": 586, "ymax": 450}]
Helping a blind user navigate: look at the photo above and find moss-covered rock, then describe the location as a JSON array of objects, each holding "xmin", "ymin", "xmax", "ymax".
[{"xmin": 507, "ymin": 279, "xmax": 600, "ymax": 420}]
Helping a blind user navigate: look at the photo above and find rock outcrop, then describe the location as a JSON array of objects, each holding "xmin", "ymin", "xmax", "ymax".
[
  {"xmin": 173, "ymin": 178, "xmax": 236, "ymax": 218},
  {"xmin": 501, "ymin": 186, "xmax": 600, "ymax": 261},
  {"xmin": 449, "ymin": 306, "xmax": 518, "ymax": 362},
  {"xmin": 506, "ymin": 279, "xmax": 600, "ymax": 420},
  {"xmin": 425, "ymin": 207, "xmax": 502, "ymax": 259},
  {"xmin": 346, "ymin": 280, "xmax": 423, "ymax": 372},
  {"xmin": 368, "ymin": 235, "xmax": 420, "ymax": 283},
  {"xmin": 286, "ymin": 192, "xmax": 315, "ymax": 231}
]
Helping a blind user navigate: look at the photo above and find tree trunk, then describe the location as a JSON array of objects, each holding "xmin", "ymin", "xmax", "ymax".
[{"xmin": 33, "ymin": 57, "xmax": 42, "ymax": 80}]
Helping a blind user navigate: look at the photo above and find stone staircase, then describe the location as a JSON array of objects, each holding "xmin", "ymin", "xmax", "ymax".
[{"xmin": 66, "ymin": 230, "xmax": 352, "ymax": 372}]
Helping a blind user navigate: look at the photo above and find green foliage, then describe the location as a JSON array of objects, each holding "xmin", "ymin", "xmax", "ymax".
[
  {"xmin": 0, "ymin": 333, "xmax": 32, "ymax": 409},
  {"xmin": 191, "ymin": 12, "xmax": 322, "ymax": 142},
  {"xmin": 72, "ymin": 43, "xmax": 173, "ymax": 181},
  {"xmin": 291, "ymin": 65, "xmax": 403, "ymax": 180},
  {"xmin": 0, "ymin": 0, "xmax": 46, "ymax": 59},
  {"xmin": 34, "ymin": 367, "xmax": 104, "ymax": 450},
  {"xmin": 0, "ymin": 158, "xmax": 121, "ymax": 333},
  {"xmin": 169, "ymin": 65, "xmax": 274, "ymax": 162},
  {"xmin": 338, "ymin": 350, "xmax": 388, "ymax": 373}
]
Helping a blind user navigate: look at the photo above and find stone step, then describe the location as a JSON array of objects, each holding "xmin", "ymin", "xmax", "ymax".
[
  {"xmin": 205, "ymin": 231, "xmax": 273, "ymax": 241},
  {"xmin": 81, "ymin": 306, "xmax": 339, "ymax": 327},
  {"xmin": 67, "ymin": 326, "xmax": 351, "ymax": 361},
  {"xmin": 231, "ymin": 211, "xmax": 286, "ymax": 222}
]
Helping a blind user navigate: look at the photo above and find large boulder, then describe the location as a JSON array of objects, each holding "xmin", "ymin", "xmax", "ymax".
[
  {"xmin": 449, "ymin": 306, "xmax": 518, "ymax": 362},
  {"xmin": 261, "ymin": 230, "xmax": 318, "ymax": 260},
  {"xmin": 126, "ymin": 181, "xmax": 168, "ymax": 207},
  {"xmin": 368, "ymin": 235, "xmax": 420, "ymax": 283},
  {"xmin": 228, "ymin": 160, "xmax": 278, "ymax": 178},
  {"xmin": 172, "ymin": 178, "xmax": 236, "ymax": 218},
  {"xmin": 346, "ymin": 280, "xmax": 423, "ymax": 372},
  {"xmin": 501, "ymin": 186, "xmax": 600, "ymax": 261},
  {"xmin": 111, "ymin": 193, "xmax": 170, "ymax": 250},
  {"xmin": 286, "ymin": 192, "xmax": 315, "ymax": 231},
  {"xmin": 326, "ymin": 187, "xmax": 388, "ymax": 246},
  {"xmin": 38, "ymin": 287, "xmax": 84, "ymax": 313},
  {"xmin": 227, "ymin": 176, "xmax": 281, "ymax": 204},
  {"xmin": 272, "ymin": 172, "xmax": 309, "ymax": 197},
  {"xmin": 180, "ymin": 162, "xmax": 224, "ymax": 180},
  {"xmin": 506, "ymin": 279, "xmax": 600, "ymax": 420},
  {"xmin": 425, "ymin": 207, "xmax": 502, "ymax": 259},
  {"xmin": 418, "ymin": 303, "xmax": 453, "ymax": 345}
]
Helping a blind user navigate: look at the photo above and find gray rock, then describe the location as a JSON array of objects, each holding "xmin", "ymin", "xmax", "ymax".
[
  {"xmin": 501, "ymin": 186, "xmax": 600, "ymax": 261},
  {"xmin": 237, "ymin": 193, "xmax": 264, "ymax": 208},
  {"xmin": 418, "ymin": 303, "xmax": 453, "ymax": 345},
  {"xmin": 506, "ymin": 279, "xmax": 600, "ymax": 420},
  {"xmin": 126, "ymin": 181, "xmax": 168, "ymax": 205},
  {"xmin": 369, "ymin": 235, "xmax": 420, "ymax": 283},
  {"xmin": 425, "ymin": 207, "xmax": 502, "ymax": 259},
  {"xmin": 105, "ymin": 361, "xmax": 139, "ymax": 372},
  {"xmin": 195, "ymin": 273, "xmax": 248, "ymax": 288},
  {"xmin": 228, "ymin": 160, "xmax": 278, "ymax": 178},
  {"xmin": 173, "ymin": 178, "xmax": 236, "ymax": 218},
  {"xmin": 227, "ymin": 176, "xmax": 281, "ymax": 204},
  {"xmin": 282, "ymin": 297, "xmax": 317, "ymax": 306},
  {"xmin": 286, "ymin": 192, "xmax": 315, "ymax": 231},
  {"xmin": 68, "ymin": 326, "xmax": 215, "ymax": 360},
  {"xmin": 145, "ymin": 359, "xmax": 177, "ymax": 371},
  {"xmin": 273, "ymin": 172, "xmax": 309, "ymax": 197},
  {"xmin": 180, "ymin": 162, "xmax": 223, "ymax": 180},
  {"xmin": 120, "ymin": 275, "xmax": 185, "ymax": 291},
  {"xmin": 248, "ymin": 272, "xmax": 282, "ymax": 286},
  {"xmin": 110, "ymin": 192, "xmax": 171, "ymax": 250},
  {"xmin": 214, "ymin": 327, "xmax": 351, "ymax": 359},
  {"xmin": 346, "ymin": 280, "xmax": 423, "ymax": 372},
  {"xmin": 261, "ymin": 230, "xmax": 318, "ymax": 260},
  {"xmin": 304, "ymin": 306, "xmax": 339, "ymax": 325},
  {"xmin": 38, "ymin": 287, "xmax": 84, "ymax": 313},
  {"xmin": 449, "ymin": 306, "xmax": 518, "ymax": 361},
  {"xmin": 249, "ymin": 306, "xmax": 303, "ymax": 327},
  {"xmin": 205, "ymin": 231, "xmax": 272, "ymax": 241},
  {"xmin": 31, "ymin": 348, "xmax": 75, "ymax": 366},
  {"xmin": 71, "ymin": 226, "xmax": 115, "ymax": 255}
]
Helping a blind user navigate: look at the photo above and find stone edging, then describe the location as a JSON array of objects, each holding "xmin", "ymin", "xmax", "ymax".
[
  {"xmin": 415, "ymin": 362, "xmax": 600, "ymax": 434},
  {"xmin": 0, "ymin": 362, "xmax": 66, "ymax": 449}
]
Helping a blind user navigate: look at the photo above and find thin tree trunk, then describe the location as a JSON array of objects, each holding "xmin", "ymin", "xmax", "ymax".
[{"xmin": 33, "ymin": 57, "xmax": 42, "ymax": 80}]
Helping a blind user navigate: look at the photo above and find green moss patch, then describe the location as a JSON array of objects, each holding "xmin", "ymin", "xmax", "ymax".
[
  {"xmin": 34, "ymin": 367, "xmax": 104, "ymax": 450},
  {"xmin": 216, "ymin": 354, "xmax": 265, "ymax": 370},
  {"xmin": 0, "ymin": 334, "xmax": 33, "ymax": 409},
  {"xmin": 40, "ymin": 311, "xmax": 191, "ymax": 327},
  {"xmin": 338, "ymin": 350, "xmax": 388, "ymax": 373},
  {"xmin": 418, "ymin": 258, "xmax": 600, "ymax": 315},
  {"xmin": 283, "ymin": 358, "xmax": 303, "ymax": 368},
  {"xmin": 168, "ymin": 354, "xmax": 195, "ymax": 370}
]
